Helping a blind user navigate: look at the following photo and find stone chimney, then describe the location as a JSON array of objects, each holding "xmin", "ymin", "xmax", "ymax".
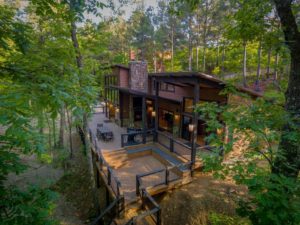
[{"xmin": 129, "ymin": 61, "xmax": 148, "ymax": 93}]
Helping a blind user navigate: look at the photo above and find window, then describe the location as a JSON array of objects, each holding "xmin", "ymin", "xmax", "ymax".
[
  {"xmin": 183, "ymin": 97, "xmax": 194, "ymax": 113},
  {"xmin": 153, "ymin": 82, "xmax": 175, "ymax": 92}
]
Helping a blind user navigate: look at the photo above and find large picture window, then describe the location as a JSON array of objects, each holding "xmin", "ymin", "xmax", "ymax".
[
  {"xmin": 158, "ymin": 109, "xmax": 174, "ymax": 133},
  {"xmin": 183, "ymin": 97, "xmax": 194, "ymax": 113}
]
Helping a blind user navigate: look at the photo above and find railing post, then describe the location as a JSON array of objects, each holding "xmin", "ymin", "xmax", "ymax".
[
  {"xmin": 142, "ymin": 131, "xmax": 146, "ymax": 144},
  {"xmin": 121, "ymin": 135, "xmax": 124, "ymax": 147},
  {"xmin": 108, "ymin": 168, "xmax": 111, "ymax": 185},
  {"xmin": 165, "ymin": 168, "xmax": 169, "ymax": 185},
  {"xmin": 141, "ymin": 189, "xmax": 145, "ymax": 210},
  {"xmin": 136, "ymin": 175, "xmax": 140, "ymax": 196},
  {"xmin": 99, "ymin": 156, "xmax": 103, "ymax": 170},
  {"xmin": 170, "ymin": 138, "xmax": 174, "ymax": 153},
  {"xmin": 96, "ymin": 170, "xmax": 100, "ymax": 188},
  {"xmin": 157, "ymin": 208, "xmax": 161, "ymax": 225}
]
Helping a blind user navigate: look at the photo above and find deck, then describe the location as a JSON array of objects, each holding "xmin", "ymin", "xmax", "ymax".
[{"xmin": 88, "ymin": 108, "xmax": 192, "ymax": 204}]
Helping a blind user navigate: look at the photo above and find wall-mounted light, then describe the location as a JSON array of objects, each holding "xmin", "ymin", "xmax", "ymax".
[
  {"xmin": 188, "ymin": 124, "xmax": 195, "ymax": 132},
  {"xmin": 115, "ymin": 107, "xmax": 119, "ymax": 113},
  {"xmin": 151, "ymin": 111, "xmax": 156, "ymax": 117},
  {"xmin": 148, "ymin": 106, "xmax": 153, "ymax": 111},
  {"xmin": 174, "ymin": 114, "xmax": 180, "ymax": 120}
]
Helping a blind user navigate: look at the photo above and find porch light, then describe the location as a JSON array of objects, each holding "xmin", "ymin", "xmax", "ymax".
[
  {"xmin": 188, "ymin": 124, "xmax": 195, "ymax": 132},
  {"xmin": 151, "ymin": 111, "xmax": 156, "ymax": 117}
]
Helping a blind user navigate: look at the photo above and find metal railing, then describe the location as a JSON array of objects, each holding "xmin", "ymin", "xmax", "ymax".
[
  {"xmin": 89, "ymin": 129, "xmax": 123, "ymax": 198},
  {"xmin": 121, "ymin": 129, "xmax": 155, "ymax": 147},
  {"xmin": 90, "ymin": 195, "xmax": 125, "ymax": 225},
  {"xmin": 125, "ymin": 188, "xmax": 161, "ymax": 225},
  {"xmin": 135, "ymin": 161, "xmax": 192, "ymax": 196},
  {"xmin": 157, "ymin": 131, "xmax": 192, "ymax": 161}
]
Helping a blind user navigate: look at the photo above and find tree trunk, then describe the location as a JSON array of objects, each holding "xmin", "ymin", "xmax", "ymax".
[
  {"xmin": 188, "ymin": 15, "xmax": 192, "ymax": 72},
  {"xmin": 196, "ymin": 46, "xmax": 199, "ymax": 71},
  {"xmin": 58, "ymin": 106, "xmax": 65, "ymax": 149},
  {"xmin": 266, "ymin": 47, "xmax": 272, "ymax": 79},
  {"xmin": 272, "ymin": 0, "xmax": 300, "ymax": 178},
  {"xmin": 66, "ymin": 106, "xmax": 73, "ymax": 159},
  {"xmin": 274, "ymin": 51, "xmax": 279, "ymax": 80},
  {"xmin": 171, "ymin": 25, "xmax": 174, "ymax": 71},
  {"xmin": 221, "ymin": 45, "xmax": 226, "ymax": 77},
  {"xmin": 255, "ymin": 40, "xmax": 262, "ymax": 90},
  {"xmin": 70, "ymin": 20, "xmax": 97, "ymax": 188},
  {"xmin": 52, "ymin": 117, "xmax": 56, "ymax": 148},
  {"xmin": 45, "ymin": 113, "xmax": 52, "ymax": 150},
  {"xmin": 242, "ymin": 41, "xmax": 247, "ymax": 87}
]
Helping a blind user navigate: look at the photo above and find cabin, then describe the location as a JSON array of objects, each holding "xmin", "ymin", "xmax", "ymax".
[{"xmin": 89, "ymin": 61, "xmax": 260, "ymax": 225}]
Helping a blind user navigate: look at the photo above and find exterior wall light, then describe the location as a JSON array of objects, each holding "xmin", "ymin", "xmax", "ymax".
[
  {"xmin": 189, "ymin": 124, "xmax": 195, "ymax": 132},
  {"xmin": 148, "ymin": 106, "xmax": 153, "ymax": 111},
  {"xmin": 151, "ymin": 111, "xmax": 156, "ymax": 117}
]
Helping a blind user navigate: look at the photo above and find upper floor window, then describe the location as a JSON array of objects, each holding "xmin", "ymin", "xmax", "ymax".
[{"xmin": 153, "ymin": 81, "xmax": 175, "ymax": 92}]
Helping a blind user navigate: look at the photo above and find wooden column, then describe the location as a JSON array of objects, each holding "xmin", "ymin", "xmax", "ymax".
[
  {"xmin": 142, "ymin": 96, "xmax": 146, "ymax": 143},
  {"xmin": 191, "ymin": 80, "xmax": 199, "ymax": 171},
  {"xmin": 154, "ymin": 80, "xmax": 159, "ymax": 141},
  {"xmin": 104, "ymin": 76, "xmax": 108, "ymax": 118},
  {"xmin": 120, "ymin": 91, "xmax": 123, "ymax": 127}
]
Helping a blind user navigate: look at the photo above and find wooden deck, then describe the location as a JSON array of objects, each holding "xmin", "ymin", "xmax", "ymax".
[{"xmin": 89, "ymin": 110, "xmax": 191, "ymax": 204}]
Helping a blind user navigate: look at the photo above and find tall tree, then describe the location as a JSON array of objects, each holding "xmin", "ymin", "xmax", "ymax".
[{"xmin": 272, "ymin": 0, "xmax": 300, "ymax": 178}]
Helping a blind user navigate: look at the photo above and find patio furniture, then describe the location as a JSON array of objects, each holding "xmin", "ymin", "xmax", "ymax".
[{"xmin": 97, "ymin": 126, "xmax": 114, "ymax": 142}]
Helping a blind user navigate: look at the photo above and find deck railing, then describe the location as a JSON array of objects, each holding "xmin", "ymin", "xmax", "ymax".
[
  {"xmin": 121, "ymin": 129, "xmax": 155, "ymax": 147},
  {"xmin": 157, "ymin": 131, "xmax": 192, "ymax": 161},
  {"xmin": 135, "ymin": 161, "xmax": 192, "ymax": 196},
  {"xmin": 89, "ymin": 129, "xmax": 123, "ymax": 198},
  {"xmin": 125, "ymin": 188, "xmax": 161, "ymax": 225},
  {"xmin": 90, "ymin": 195, "xmax": 125, "ymax": 225}
]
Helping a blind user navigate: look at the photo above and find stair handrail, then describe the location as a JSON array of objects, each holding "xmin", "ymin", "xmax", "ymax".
[
  {"xmin": 90, "ymin": 195, "xmax": 125, "ymax": 225},
  {"xmin": 125, "ymin": 188, "xmax": 161, "ymax": 225}
]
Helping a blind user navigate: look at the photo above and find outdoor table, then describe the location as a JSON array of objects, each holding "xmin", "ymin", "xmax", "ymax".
[{"xmin": 97, "ymin": 126, "xmax": 113, "ymax": 141}]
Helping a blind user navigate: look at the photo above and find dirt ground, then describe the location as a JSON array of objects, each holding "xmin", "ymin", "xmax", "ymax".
[
  {"xmin": 52, "ymin": 133, "xmax": 98, "ymax": 224},
  {"xmin": 157, "ymin": 173, "xmax": 249, "ymax": 225}
]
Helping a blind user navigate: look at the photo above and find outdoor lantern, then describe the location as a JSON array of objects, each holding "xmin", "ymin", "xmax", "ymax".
[
  {"xmin": 174, "ymin": 114, "xmax": 180, "ymax": 120},
  {"xmin": 148, "ymin": 106, "xmax": 153, "ymax": 111},
  {"xmin": 188, "ymin": 124, "xmax": 195, "ymax": 132},
  {"xmin": 151, "ymin": 111, "xmax": 156, "ymax": 117}
]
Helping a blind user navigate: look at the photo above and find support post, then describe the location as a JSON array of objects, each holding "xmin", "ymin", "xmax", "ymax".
[
  {"xmin": 142, "ymin": 96, "xmax": 146, "ymax": 143},
  {"xmin": 191, "ymin": 81, "xmax": 199, "ymax": 175},
  {"xmin": 104, "ymin": 76, "xmax": 108, "ymax": 118},
  {"xmin": 154, "ymin": 80, "xmax": 159, "ymax": 141}
]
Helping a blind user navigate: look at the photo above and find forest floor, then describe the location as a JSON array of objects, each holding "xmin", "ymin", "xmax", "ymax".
[
  {"xmin": 158, "ymin": 173, "xmax": 249, "ymax": 225},
  {"xmin": 6, "ymin": 133, "xmax": 96, "ymax": 225}
]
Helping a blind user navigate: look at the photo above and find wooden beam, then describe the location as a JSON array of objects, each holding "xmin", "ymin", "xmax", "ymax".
[
  {"xmin": 154, "ymin": 80, "xmax": 159, "ymax": 141},
  {"xmin": 142, "ymin": 96, "xmax": 146, "ymax": 143},
  {"xmin": 191, "ymin": 81, "xmax": 200, "ymax": 171}
]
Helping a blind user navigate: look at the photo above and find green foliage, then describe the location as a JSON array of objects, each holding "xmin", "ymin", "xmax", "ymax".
[
  {"xmin": 237, "ymin": 174, "xmax": 300, "ymax": 225},
  {"xmin": 0, "ymin": 186, "xmax": 58, "ymax": 225},
  {"xmin": 209, "ymin": 212, "xmax": 250, "ymax": 225},
  {"xmin": 195, "ymin": 86, "xmax": 300, "ymax": 224}
]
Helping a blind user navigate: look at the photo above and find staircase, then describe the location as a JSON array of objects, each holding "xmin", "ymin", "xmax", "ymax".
[{"xmin": 102, "ymin": 149, "xmax": 129, "ymax": 169}]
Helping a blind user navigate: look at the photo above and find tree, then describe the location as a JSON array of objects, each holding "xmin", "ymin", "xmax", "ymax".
[{"xmin": 272, "ymin": 0, "xmax": 300, "ymax": 178}]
